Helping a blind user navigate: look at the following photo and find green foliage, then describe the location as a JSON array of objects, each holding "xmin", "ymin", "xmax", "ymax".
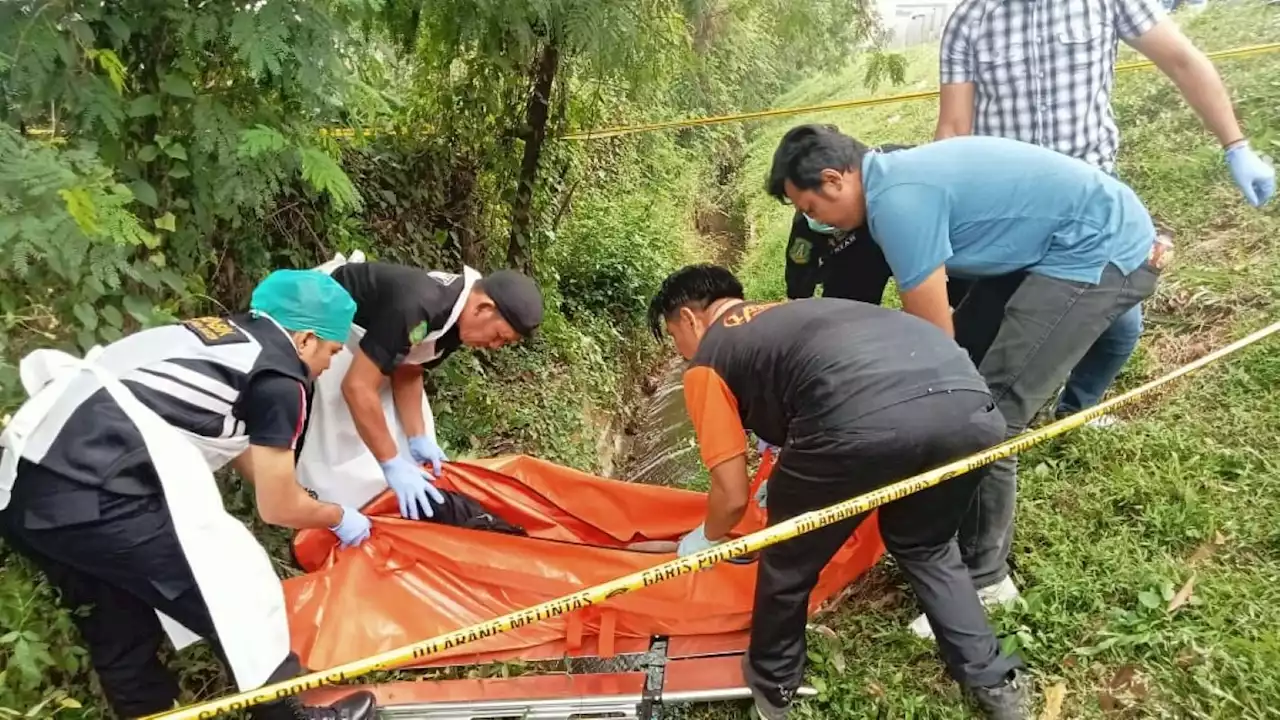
[
  {"xmin": 0, "ymin": 127, "xmax": 176, "ymax": 399},
  {"xmin": 548, "ymin": 136, "xmax": 702, "ymax": 321},
  {"xmin": 0, "ymin": 554, "xmax": 93, "ymax": 711}
]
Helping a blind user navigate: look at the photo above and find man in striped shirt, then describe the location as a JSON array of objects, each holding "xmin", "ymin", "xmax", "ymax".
[{"xmin": 930, "ymin": 0, "xmax": 1274, "ymax": 633}]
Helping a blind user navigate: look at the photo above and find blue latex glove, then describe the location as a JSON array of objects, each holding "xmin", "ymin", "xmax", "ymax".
[
  {"xmin": 329, "ymin": 506, "xmax": 372, "ymax": 549},
  {"xmin": 408, "ymin": 434, "xmax": 448, "ymax": 477},
  {"xmin": 1226, "ymin": 141, "xmax": 1276, "ymax": 208},
  {"xmin": 754, "ymin": 480, "xmax": 768, "ymax": 509},
  {"xmin": 677, "ymin": 524, "xmax": 721, "ymax": 557},
  {"xmin": 380, "ymin": 456, "xmax": 445, "ymax": 520},
  {"xmin": 755, "ymin": 437, "xmax": 780, "ymax": 456}
]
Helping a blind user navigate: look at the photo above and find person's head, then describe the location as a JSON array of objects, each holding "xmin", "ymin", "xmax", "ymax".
[
  {"xmin": 647, "ymin": 264, "xmax": 745, "ymax": 360},
  {"xmin": 249, "ymin": 269, "xmax": 356, "ymax": 378},
  {"xmin": 767, "ymin": 124, "xmax": 870, "ymax": 231},
  {"xmin": 458, "ymin": 270, "xmax": 544, "ymax": 349}
]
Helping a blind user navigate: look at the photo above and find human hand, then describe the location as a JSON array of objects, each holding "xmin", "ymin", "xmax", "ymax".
[
  {"xmin": 755, "ymin": 437, "xmax": 780, "ymax": 456},
  {"xmin": 1226, "ymin": 141, "xmax": 1276, "ymax": 208},
  {"xmin": 407, "ymin": 435, "xmax": 448, "ymax": 477},
  {"xmin": 676, "ymin": 524, "xmax": 721, "ymax": 557},
  {"xmin": 330, "ymin": 506, "xmax": 372, "ymax": 548},
  {"xmin": 379, "ymin": 456, "xmax": 445, "ymax": 520}
]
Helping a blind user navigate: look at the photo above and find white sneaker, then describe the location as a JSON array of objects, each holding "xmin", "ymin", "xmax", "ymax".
[
  {"xmin": 908, "ymin": 577, "xmax": 1021, "ymax": 639},
  {"xmin": 1087, "ymin": 414, "xmax": 1121, "ymax": 428},
  {"xmin": 977, "ymin": 576, "xmax": 1021, "ymax": 606}
]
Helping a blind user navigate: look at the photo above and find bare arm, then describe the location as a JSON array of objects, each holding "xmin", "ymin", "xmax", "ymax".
[
  {"xmin": 391, "ymin": 363, "xmax": 427, "ymax": 438},
  {"xmin": 233, "ymin": 446, "xmax": 344, "ymax": 529},
  {"xmin": 1127, "ymin": 19, "xmax": 1243, "ymax": 147},
  {"xmin": 703, "ymin": 454, "xmax": 751, "ymax": 541},
  {"xmin": 935, "ymin": 83, "xmax": 976, "ymax": 140},
  {"xmin": 341, "ymin": 348, "xmax": 399, "ymax": 463},
  {"xmin": 900, "ymin": 267, "xmax": 956, "ymax": 338}
]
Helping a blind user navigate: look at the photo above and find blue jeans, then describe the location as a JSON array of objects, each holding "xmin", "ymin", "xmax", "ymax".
[{"xmin": 1054, "ymin": 303, "xmax": 1143, "ymax": 416}]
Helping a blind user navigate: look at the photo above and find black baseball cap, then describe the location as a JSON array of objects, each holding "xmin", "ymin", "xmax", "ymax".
[{"xmin": 480, "ymin": 270, "xmax": 544, "ymax": 337}]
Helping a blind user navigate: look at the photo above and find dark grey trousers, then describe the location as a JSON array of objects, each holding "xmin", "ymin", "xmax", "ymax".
[
  {"xmin": 745, "ymin": 390, "xmax": 1022, "ymax": 707},
  {"xmin": 953, "ymin": 263, "xmax": 1161, "ymax": 589}
]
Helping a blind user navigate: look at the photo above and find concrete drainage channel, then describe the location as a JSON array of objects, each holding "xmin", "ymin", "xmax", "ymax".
[{"xmin": 616, "ymin": 356, "xmax": 702, "ymax": 489}]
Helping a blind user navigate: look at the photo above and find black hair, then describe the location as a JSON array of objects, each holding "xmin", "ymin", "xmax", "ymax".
[
  {"xmin": 647, "ymin": 264, "xmax": 745, "ymax": 340},
  {"xmin": 766, "ymin": 124, "xmax": 870, "ymax": 201}
]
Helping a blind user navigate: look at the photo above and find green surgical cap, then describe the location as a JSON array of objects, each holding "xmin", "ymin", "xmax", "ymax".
[{"xmin": 249, "ymin": 269, "xmax": 356, "ymax": 343}]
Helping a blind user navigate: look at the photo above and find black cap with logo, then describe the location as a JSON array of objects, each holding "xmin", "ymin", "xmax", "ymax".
[{"xmin": 480, "ymin": 270, "xmax": 544, "ymax": 336}]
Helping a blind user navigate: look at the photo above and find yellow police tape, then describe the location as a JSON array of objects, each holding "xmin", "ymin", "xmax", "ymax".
[
  {"xmin": 147, "ymin": 316, "xmax": 1280, "ymax": 720},
  {"xmin": 29, "ymin": 41, "xmax": 1278, "ymax": 142},
  {"xmin": 561, "ymin": 41, "xmax": 1280, "ymax": 140}
]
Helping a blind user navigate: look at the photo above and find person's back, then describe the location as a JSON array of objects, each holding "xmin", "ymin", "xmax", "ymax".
[
  {"xmin": 18, "ymin": 313, "xmax": 310, "ymax": 509},
  {"xmin": 863, "ymin": 136, "xmax": 1156, "ymax": 289},
  {"xmin": 649, "ymin": 265, "xmax": 1026, "ymax": 719},
  {"xmin": 687, "ymin": 298, "xmax": 989, "ymax": 450}
]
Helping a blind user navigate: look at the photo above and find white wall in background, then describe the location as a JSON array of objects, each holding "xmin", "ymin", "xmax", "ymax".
[{"xmin": 876, "ymin": 0, "xmax": 960, "ymax": 49}]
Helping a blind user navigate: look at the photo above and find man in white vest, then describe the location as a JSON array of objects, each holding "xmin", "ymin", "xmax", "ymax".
[
  {"xmin": 0, "ymin": 270, "xmax": 376, "ymax": 719},
  {"xmin": 300, "ymin": 257, "xmax": 543, "ymax": 520}
]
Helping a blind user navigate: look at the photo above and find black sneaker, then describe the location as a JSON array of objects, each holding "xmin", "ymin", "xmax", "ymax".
[
  {"xmin": 970, "ymin": 670, "xmax": 1029, "ymax": 720},
  {"xmin": 304, "ymin": 691, "xmax": 377, "ymax": 720},
  {"xmin": 259, "ymin": 691, "xmax": 377, "ymax": 720},
  {"xmin": 741, "ymin": 655, "xmax": 793, "ymax": 720}
]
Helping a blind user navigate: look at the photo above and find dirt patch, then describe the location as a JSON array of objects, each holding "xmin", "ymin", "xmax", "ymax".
[{"xmin": 814, "ymin": 564, "xmax": 909, "ymax": 619}]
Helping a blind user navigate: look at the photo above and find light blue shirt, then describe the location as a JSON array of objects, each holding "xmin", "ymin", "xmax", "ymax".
[{"xmin": 863, "ymin": 136, "xmax": 1156, "ymax": 292}]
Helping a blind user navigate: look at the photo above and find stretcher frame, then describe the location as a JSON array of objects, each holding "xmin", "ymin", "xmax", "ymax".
[{"xmin": 300, "ymin": 633, "xmax": 818, "ymax": 719}]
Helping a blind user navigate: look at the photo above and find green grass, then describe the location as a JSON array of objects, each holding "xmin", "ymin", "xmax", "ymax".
[{"xmin": 687, "ymin": 3, "xmax": 1280, "ymax": 719}]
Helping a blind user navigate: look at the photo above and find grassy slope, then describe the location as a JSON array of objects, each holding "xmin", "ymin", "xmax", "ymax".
[{"xmin": 695, "ymin": 4, "xmax": 1280, "ymax": 719}]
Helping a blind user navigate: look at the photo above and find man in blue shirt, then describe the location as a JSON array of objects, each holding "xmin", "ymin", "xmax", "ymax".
[{"xmin": 766, "ymin": 124, "xmax": 1165, "ymax": 617}]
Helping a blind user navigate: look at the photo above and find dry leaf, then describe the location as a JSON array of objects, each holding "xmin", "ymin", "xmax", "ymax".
[
  {"xmin": 1167, "ymin": 573, "xmax": 1197, "ymax": 613},
  {"xmin": 1187, "ymin": 543, "xmax": 1215, "ymax": 565},
  {"xmin": 1099, "ymin": 664, "xmax": 1150, "ymax": 715},
  {"xmin": 1175, "ymin": 648, "xmax": 1203, "ymax": 668},
  {"xmin": 810, "ymin": 624, "xmax": 838, "ymax": 641},
  {"xmin": 1187, "ymin": 532, "xmax": 1228, "ymax": 566},
  {"xmin": 866, "ymin": 681, "xmax": 886, "ymax": 698},
  {"xmin": 1039, "ymin": 683, "xmax": 1066, "ymax": 720}
]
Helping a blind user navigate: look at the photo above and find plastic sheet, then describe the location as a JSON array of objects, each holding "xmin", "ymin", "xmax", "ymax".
[{"xmin": 285, "ymin": 455, "xmax": 884, "ymax": 670}]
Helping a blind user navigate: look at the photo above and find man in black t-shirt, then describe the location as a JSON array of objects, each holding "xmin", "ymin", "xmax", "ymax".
[
  {"xmin": 647, "ymin": 264, "xmax": 1027, "ymax": 720},
  {"xmin": 298, "ymin": 259, "xmax": 544, "ymax": 522}
]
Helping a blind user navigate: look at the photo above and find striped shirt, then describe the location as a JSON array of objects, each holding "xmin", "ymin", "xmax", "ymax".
[{"xmin": 939, "ymin": 0, "xmax": 1165, "ymax": 173}]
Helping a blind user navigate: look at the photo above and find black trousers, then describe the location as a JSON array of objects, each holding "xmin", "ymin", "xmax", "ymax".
[
  {"xmin": 0, "ymin": 462, "xmax": 301, "ymax": 719},
  {"xmin": 744, "ymin": 390, "xmax": 1022, "ymax": 705}
]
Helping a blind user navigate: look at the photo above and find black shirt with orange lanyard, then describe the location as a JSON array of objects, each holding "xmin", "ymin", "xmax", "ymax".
[{"xmin": 681, "ymin": 298, "xmax": 988, "ymax": 471}]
